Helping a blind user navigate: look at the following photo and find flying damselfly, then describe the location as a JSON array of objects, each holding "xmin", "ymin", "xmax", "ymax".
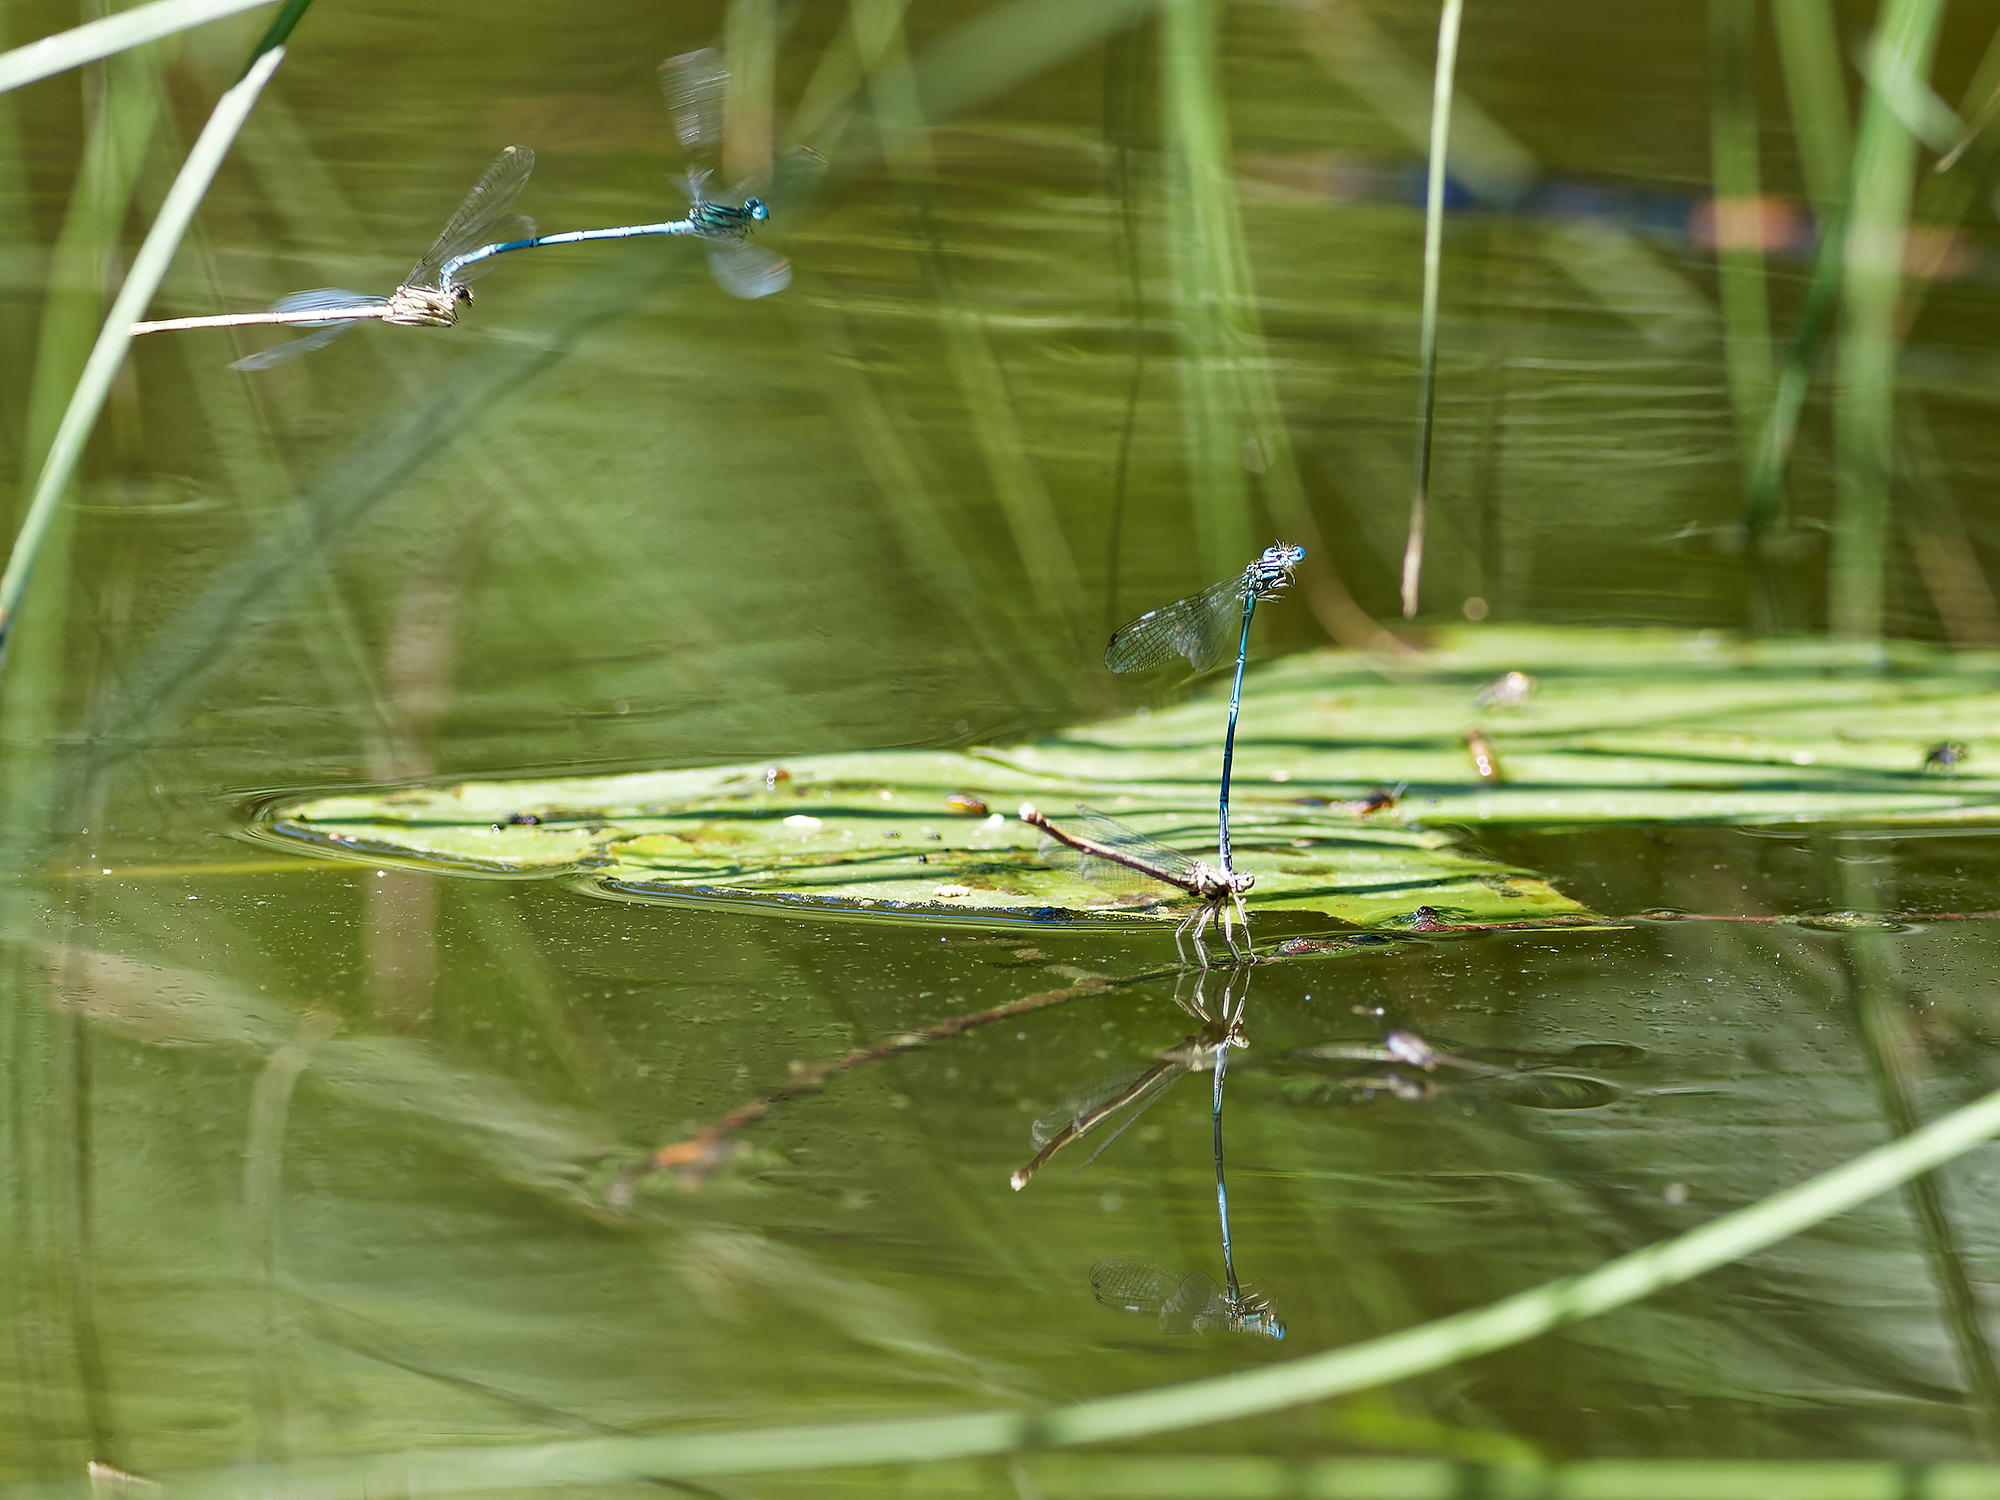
[
  {"xmin": 437, "ymin": 50, "xmax": 825, "ymax": 299},
  {"xmin": 129, "ymin": 147, "xmax": 537, "ymax": 369}
]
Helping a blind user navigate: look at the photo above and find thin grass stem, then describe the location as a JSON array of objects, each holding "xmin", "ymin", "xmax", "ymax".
[
  {"xmin": 1830, "ymin": 0, "xmax": 1946, "ymax": 640},
  {"xmin": 0, "ymin": 47, "xmax": 285, "ymax": 661},
  {"xmin": 1400, "ymin": 0, "xmax": 1462, "ymax": 620},
  {"xmin": 128, "ymin": 1074, "xmax": 2000, "ymax": 1490},
  {"xmin": 0, "ymin": 0, "xmax": 274, "ymax": 94}
]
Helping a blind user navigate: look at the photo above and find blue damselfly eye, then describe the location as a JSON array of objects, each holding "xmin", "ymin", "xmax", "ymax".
[{"xmin": 745, "ymin": 199, "xmax": 770, "ymax": 221}]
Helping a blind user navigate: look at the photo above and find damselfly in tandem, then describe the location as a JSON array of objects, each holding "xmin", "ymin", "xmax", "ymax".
[
  {"xmin": 129, "ymin": 148, "xmax": 537, "ymax": 370},
  {"xmin": 1020, "ymin": 802, "xmax": 1254, "ymax": 966},
  {"xmin": 1089, "ymin": 1256, "xmax": 1284, "ymax": 1339},
  {"xmin": 438, "ymin": 50, "xmax": 825, "ymax": 299},
  {"xmin": 1105, "ymin": 544, "xmax": 1304, "ymax": 874}
]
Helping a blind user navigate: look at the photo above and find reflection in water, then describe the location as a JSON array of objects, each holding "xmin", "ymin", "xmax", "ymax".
[
  {"xmin": 1025, "ymin": 970, "xmax": 1286, "ymax": 1338},
  {"xmin": 1089, "ymin": 1256, "xmax": 1283, "ymax": 1339},
  {"xmin": 1011, "ymin": 967, "xmax": 1247, "ymax": 1190},
  {"xmin": 1259, "ymin": 1031, "xmax": 1637, "ymax": 1111}
]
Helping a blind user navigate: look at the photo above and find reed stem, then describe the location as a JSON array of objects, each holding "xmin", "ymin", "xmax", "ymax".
[{"xmin": 1400, "ymin": 0, "xmax": 1462, "ymax": 619}]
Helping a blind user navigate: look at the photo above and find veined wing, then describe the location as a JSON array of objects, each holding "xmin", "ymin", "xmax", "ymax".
[
  {"xmin": 660, "ymin": 48, "xmax": 728, "ymax": 159},
  {"xmin": 435, "ymin": 213, "xmax": 536, "ymax": 284},
  {"xmin": 1071, "ymin": 805, "xmax": 1208, "ymax": 889},
  {"xmin": 1104, "ymin": 574, "xmax": 1247, "ymax": 676},
  {"xmin": 406, "ymin": 146, "xmax": 536, "ymax": 288},
  {"xmin": 1090, "ymin": 1256, "xmax": 1184, "ymax": 1316},
  {"xmin": 1159, "ymin": 1270, "xmax": 1231, "ymax": 1335},
  {"xmin": 703, "ymin": 237, "xmax": 791, "ymax": 299},
  {"xmin": 227, "ymin": 288, "xmax": 386, "ymax": 371}
]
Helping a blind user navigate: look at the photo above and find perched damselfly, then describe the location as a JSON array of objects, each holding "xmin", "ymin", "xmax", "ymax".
[
  {"xmin": 438, "ymin": 50, "xmax": 824, "ymax": 299},
  {"xmin": 1105, "ymin": 544, "xmax": 1304, "ymax": 874},
  {"xmin": 129, "ymin": 148, "xmax": 536, "ymax": 369},
  {"xmin": 1020, "ymin": 802, "xmax": 1253, "ymax": 966}
]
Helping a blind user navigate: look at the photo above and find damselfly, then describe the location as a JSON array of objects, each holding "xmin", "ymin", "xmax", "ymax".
[
  {"xmin": 1105, "ymin": 544, "xmax": 1304, "ymax": 873},
  {"xmin": 438, "ymin": 50, "xmax": 825, "ymax": 299},
  {"xmin": 1020, "ymin": 802, "xmax": 1254, "ymax": 966},
  {"xmin": 129, "ymin": 148, "xmax": 537, "ymax": 370},
  {"xmin": 1010, "ymin": 1019, "xmax": 1238, "ymax": 1190},
  {"xmin": 1089, "ymin": 1256, "xmax": 1284, "ymax": 1339}
]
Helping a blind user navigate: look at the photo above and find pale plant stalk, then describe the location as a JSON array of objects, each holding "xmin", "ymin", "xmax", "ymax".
[
  {"xmin": 1400, "ymin": 0, "xmax": 1463, "ymax": 619},
  {"xmin": 0, "ymin": 47, "xmax": 286, "ymax": 656}
]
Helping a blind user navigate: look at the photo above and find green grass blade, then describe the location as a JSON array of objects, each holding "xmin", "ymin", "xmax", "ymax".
[
  {"xmin": 1769, "ymin": 0, "xmax": 1853, "ymax": 222},
  {"xmin": 90, "ymin": 1074, "xmax": 2000, "ymax": 1491},
  {"xmin": 0, "ymin": 0, "xmax": 275, "ymax": 94},
  {"xmin": 1830, "ymin": 0, "xmax": 1946, "ymax": 641},
  {"xmin": 0, "ymin": 46, "xmax": 284, "ymax": 660},
  {"xmin": 1708, "ymin": 0, "xmax": 1773, "ymax": 488},
  {"xmin": 1400, "ymin": 0, "xmax": 1463, "ymax": 619}
]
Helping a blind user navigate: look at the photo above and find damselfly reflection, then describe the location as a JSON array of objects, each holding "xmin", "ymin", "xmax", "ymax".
[
  {"xmin": 1012, "ymin": 969, "xmax": 1247, "ymax": 1191},
  {"xmin": 1260, "ymin": 1030, "xmax": 1637, "ymax": 1110},
  {"xmin": 1089, "ymin": 1255, "xmax": 1284, "ymax": 1338},
  {"xmin": 129, "ymin": 148, "xmax": 537, "ymax": 369},
  {"xmin": 438, "ymin": 51, "xmax": 825, "ymax": 299},
  {"xmin": 1020, "ymin": 802, "xmax": 1253, "ymax": 966},
  {"xmin": 1105, "ymin": 543, "xmax": 1304, "ymax": 873}
]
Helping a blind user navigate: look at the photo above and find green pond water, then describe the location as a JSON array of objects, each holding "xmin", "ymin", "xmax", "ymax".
[{"xmin": 9, "ymin": 0, "xmax": 2000, "ymax": 1492}]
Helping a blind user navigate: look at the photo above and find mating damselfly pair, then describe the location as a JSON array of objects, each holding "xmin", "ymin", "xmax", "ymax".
[
  {"xmin": 128, "ymin": 50, "xmax": 822, "ymax": 368},
  {"xmin": 1026, "ymin": 541, "xmax": 1305, "ymax": 966}
]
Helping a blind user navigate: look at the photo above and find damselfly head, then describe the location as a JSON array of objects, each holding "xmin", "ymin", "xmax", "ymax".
[
  {"xmin": 1248, "ymin": 542, "xmax": 1305, "ymax": 597},
  {"xmin": 744, "ymin": 198, "xmax": 770, "ymax": 222}
]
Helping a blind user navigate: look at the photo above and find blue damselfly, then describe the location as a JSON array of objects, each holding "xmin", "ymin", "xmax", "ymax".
[
  {"xmin": 437, "ymin": 50, "xmax": 824, "ymax": 299},
  {"xmin": 1105, "ymin": 544, "xmax": 1304, "ymax": 874}
]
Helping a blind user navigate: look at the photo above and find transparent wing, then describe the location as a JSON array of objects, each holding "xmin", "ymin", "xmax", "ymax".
[
  {"xmin": 1070, "ymin": 805, "xmax": 1206, "ymax": 887},
  {"xmin": 1034, "ymin": 830, "xmax": 1161, "ymax": 896},
  {"xmin": 270, "ymin": 288, "xmax": 387, "ymax": 323},
  {"xmin": 443, "ymin": 213, "xmax": 538, "ymax": 283},
  {"xmin": 1104, "ymin": 575, "xmax": 1248, "ymax": 675},
  {"xmin": 229, "ymin": 325, "xmax": 358, "ymax": 371},
  {"xmin": 407, "ymin": 146, "xmax": 536, "ymax": 287},
  {"xmin": 1159, "ymin": 1271, "xmax": 1228, "ymax": 1335},
  {"xmin": 226, "ymin": 289, "xmax": 386, "ymax": 372},
  {"xmin": 704, "ymin": 238, "xmax": 792, "ymax": 299},
  {"xmin": 660, "ymin": 48, "xmax": 728, "ymax": 159},
  {"xmin": 759, "ymin": 144, "xmax": 829, "ymax": 211},
  {"xmin": 1090, "ymin": 1256, "xmax": 1183, "ymax": 1315}
]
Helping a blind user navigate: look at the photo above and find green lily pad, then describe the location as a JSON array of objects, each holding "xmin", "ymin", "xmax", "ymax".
[
  {"xmin": 256, "ymin": 752, "xmax": 1577, "ymax": 931},
  {"xmin": 251, "ymin": 626, "xmax": 2000, "ymax": 931}
]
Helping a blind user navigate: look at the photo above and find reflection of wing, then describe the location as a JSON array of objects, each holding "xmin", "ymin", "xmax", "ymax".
[
  {"xmin": 703, "ymin": 238, "xmax": 791, "ymax": 299},
  {"xmin": 407, "ymin": 146, "xmax": 536, "ymax": 287},
  {"xmin": 1159, "ymin": 1271, "xmax": 1229, "ymax": 1335},
  {"xmin": 660, "ymin": 49, "xmax": 728, "ymax": 158},
  {"xmin": 1090, "ymin": 1256, "xmax": 1182, "ymax": 1315},
  {"xmin": 227, "ymin": 288, "xmax": 387, "ymax": 371},
  {"xmin": 1104, "ymin": 576, "xmax": 1246, "ymax": 675}
]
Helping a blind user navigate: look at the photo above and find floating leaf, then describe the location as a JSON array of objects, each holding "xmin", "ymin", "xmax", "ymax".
[
  {"xmin": 257, "ymin": 750, "xmax": 1579, "ymax": 931},
  {"xmin": 254, "ymin": 628, "xmax": 2000, "ymax": 930}
]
